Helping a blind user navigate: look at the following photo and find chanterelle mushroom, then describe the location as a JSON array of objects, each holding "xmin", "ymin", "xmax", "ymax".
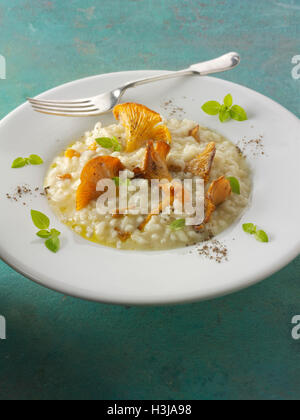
[
  {"xmin": 185, "ymin": 142, "xmax": 216, "ymax": 183},
  {"xmin": 207, "ymin": 176, "xmax": 232, "ymax": 208},
  {"xmin": 137, "ymin": 140, "xmax": 188, "ymax": 231},
  {"xmin": 189, "ymin": 125, "xmax": 201, "ymax": 143},
  {"xmin": 113, "ymin": 103, "xmax": 171, "ymax": 153},
  {"xmin": 76, "ymin": 156, "xmax": 124, "ymax": 211},
  {"xmin": 141, "ymin": 140, "xmax": 172, "ymax": 181}
]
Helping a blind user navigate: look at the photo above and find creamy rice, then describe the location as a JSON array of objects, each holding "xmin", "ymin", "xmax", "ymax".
[{"xmin": 45, "ymin": 119, "xmax": 251, "ymax": 250}]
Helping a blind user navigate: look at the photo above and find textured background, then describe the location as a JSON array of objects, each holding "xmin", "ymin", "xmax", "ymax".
[{"xmin": 0, "ymin": 0, "xmax": 300, "ymax": 400}]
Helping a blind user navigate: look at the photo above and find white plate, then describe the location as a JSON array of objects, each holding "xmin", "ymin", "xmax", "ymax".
[{"xmin": 0, "ymin": 71, "xmax": 299, "ymax": 305}]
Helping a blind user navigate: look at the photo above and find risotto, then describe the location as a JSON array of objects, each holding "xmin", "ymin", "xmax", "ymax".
[{"xmin": 45, "ymin": 104, "xmax": 251, "ymax": 250}]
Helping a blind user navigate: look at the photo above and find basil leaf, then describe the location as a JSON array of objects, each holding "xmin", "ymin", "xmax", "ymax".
[
  {"xmin": 12, "ymin": 157, "xmax": 27, "ymax": 168},
  {"xmin": 230, "ymin": 105, "xmax": 248, "ymax": 121},
  {"xmin": 224, "ymin": 94, "xmax": 233, "ymax": 108},
  {"xmin": 96, "ymin": 137, "xmax": 121, "ymax": 152},
  {"xmin": 219, "ymin": 105, "xmax": 231, "ymax": 123},
  {"xmin": 50, "ymin": 228, "xmax": 61, "ymax": 238},
  {"xmin": 111, "ymin": 136, "xmax": 122, "ymax": 152},
  {"xmin": 36, "ymin": 230, "xmax": 52, "ymax": 238},
  {"xmin": 96, "ymin": 137, "xmax": 114, "ymax": 148},
  {"xmin": 202, "ymin": 95, "xmax": 248, "ymax": 124},
  {"xmin": 113, "ymin": 177, "xmax": 130, "ymax": 187},
  {"xmin": 202, "ymin": 101, "xmax": 221, "ymax": 116},
  {"xmin": 45, "ymin": 236, "xmax": 60, "ymax": 253},
  {"xmin": 31, "ymin": 210, "xmax": 50, "ymax": 230},
  {"xmin": 113, "ymin": 177, "xmax": 120, "ymax": 186},
  {"xmin": 12, "ymin": 155, "xmax": 44, "ymax": 168},
  {"xmin": 170, "ymin": 219, "xmax": 186, "ymax": 231},
  {"xmin": 112, "ymin": 177, "xmax": 120, "ymax": 186},
  {"xmin": 227, "ymin": 177, "xmax": 241, "ymax": 195},
  {"xmin": 243, "ymin": 223, "xmax": 256, "ymax": 235},
  {"xmin": 28, "ymin": 154, "xmax": 44, "ymax": 165},
  {"xmin": 255, "ymin": 230, "xmax": 269, "ymax": 243}
]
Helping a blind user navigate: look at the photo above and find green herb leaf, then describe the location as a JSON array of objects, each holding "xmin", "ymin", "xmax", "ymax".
[
  {"xmin": 31, "ymin": 210, "xmax": 50, "ymax": 230},
  {"xmin": 243, "ymin": 223, "xmax": 257, "ymax": 235},
  {"xmin": 28, "ymin": 154, "xmax": 44, "ymax": 165},
  {"xmin": 202, "ymin": 101, "xmax": 221, "ymax": 116},
  {"xmin": 111, "ymin": 136, "xmax": 122, "ymax": 152},
  {"xmin": 113, "ymin": 177, "xmax": 130, "ymax": 187},
  {"xmin": 12, "ymin": 157, "xmax": 27, "ymax": 169},
  {"xmin": 224, "ymin": 94, "xmax": 233, "ymax": 108},
  {"xmin": 113, "ymin": 177, "xmax": 120, "ymax": 186},
  {"xmin": 255, "ymin": 230, "xmax": 269, "ymax": 243},
  {"xmin": 219, "ymin": 105, "xmax": 231, "ymax": 123},
  {"xmin": 227, "ymin": 177, "xmax": 241, "ymax": 195},
  {"xmin": 230, "ymin": 105, "xmax": 248, "ymax": 122},
  {"xmin": 45, "ymin": 236, "xmax": 60, "ymax": 253},
  {"xmin": 36, "ymin": 230, "xmax": 52, "ymax": 239},
  {"xmin": 96, "ymin": 137, "xmax": 114, "ymax": 149},
  {"xmin": 243, "ymin": 224, "xmax": 269, "ymax": 243},
  {"xmin": 202, "ymin": 95, "xmax": 248, "ymax": 124},
  {"xmin": 32, "ymin": 211, "xmax": 61, "ymax": 253},
  {"xmin": 12, "ymin": 155, "xmax": 44, "ymax": 168},
  {"xmin": 170, "ymin": 219, "xmax": 186, "ymax": 231},
  {"xmin": 96, "ymin": 137, "xmax": 121, "ymax": 152}
]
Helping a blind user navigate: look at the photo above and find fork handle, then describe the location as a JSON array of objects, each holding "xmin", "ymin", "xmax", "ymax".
[{"xmin": 122, "ymin": 52, "xmax": 240, "ymax": 90}]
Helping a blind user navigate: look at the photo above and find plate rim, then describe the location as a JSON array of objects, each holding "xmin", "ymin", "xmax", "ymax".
[{"xmin": 0, "ymin": 70, "xmax": 299, "ymax": 305}]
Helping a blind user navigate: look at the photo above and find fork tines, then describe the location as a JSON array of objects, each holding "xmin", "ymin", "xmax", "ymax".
[{"xmin": 27, "ymin": 97, "xmax": 100, "ymax": 117}]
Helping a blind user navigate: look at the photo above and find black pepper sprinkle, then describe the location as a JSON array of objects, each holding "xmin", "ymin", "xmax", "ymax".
[
  {"xmin": 237, "ymin": 135, "xmax": 265, "ymax": 158},
  {"xmin": 5, "ymin": 185, "xmax": 46, "ymax": 205},
  {"xmin": 196, "ymin": 239, "xmax": 229, "ymax": 263},
  {"xmin": 161, "ymin": 99, "xmax": 186, "ymax": 118}
]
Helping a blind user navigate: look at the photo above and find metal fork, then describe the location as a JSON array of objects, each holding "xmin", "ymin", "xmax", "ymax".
[{"xmin": 28, "ymin": 52, "xmax": 240, "ymax": 117}]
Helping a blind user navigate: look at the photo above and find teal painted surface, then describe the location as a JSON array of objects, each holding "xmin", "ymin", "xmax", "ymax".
[{"xmin": 0, "ymin": 0, "xmax": 299, "ymax": 400}]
